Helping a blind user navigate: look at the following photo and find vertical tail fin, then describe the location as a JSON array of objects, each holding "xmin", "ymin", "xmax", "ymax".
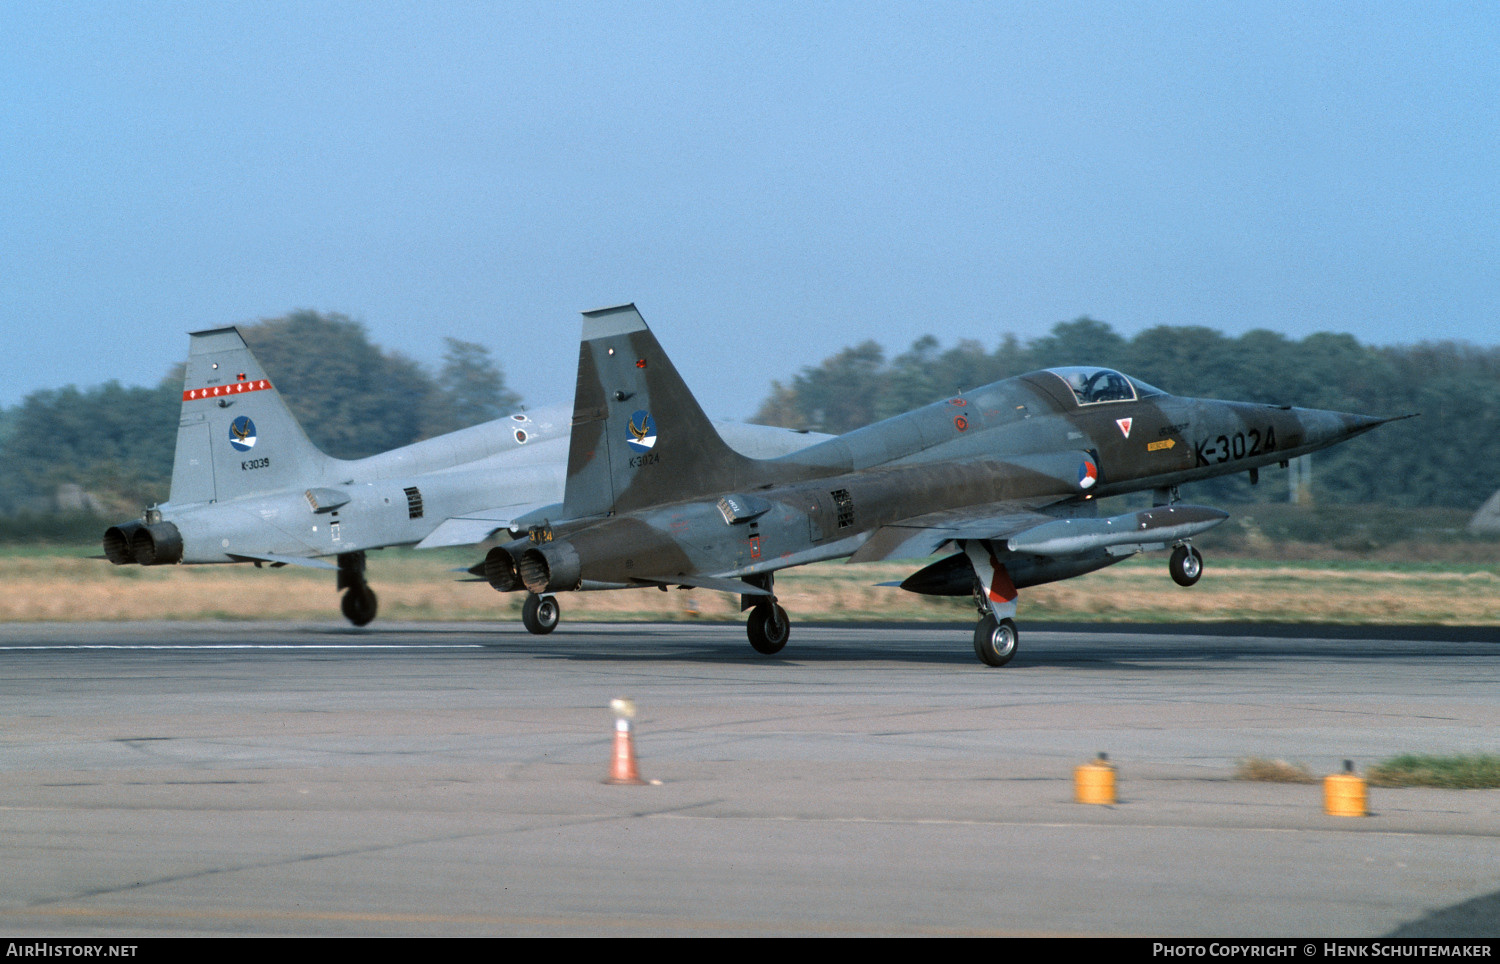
[
  {"xmin": 562, "ymin": 304, "xmax": 758, "ymax": 518},
  {"xmin": 168, "ymin": 327, "xmax": 338, "ymax": 505}
]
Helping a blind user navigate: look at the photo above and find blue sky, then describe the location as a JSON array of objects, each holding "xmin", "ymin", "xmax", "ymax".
[{"xmin": 2, "ymin": 2, "xmax": 1495, "ymax": 420}]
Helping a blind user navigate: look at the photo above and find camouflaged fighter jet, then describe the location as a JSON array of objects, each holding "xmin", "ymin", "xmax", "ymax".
[
  {"xmin": 101, "ymin": 326, "xmax": 830, "ymax": 627},
  {"xmin": 479, "ymin": 303, "xmax": 1404, "ymax": 666}
]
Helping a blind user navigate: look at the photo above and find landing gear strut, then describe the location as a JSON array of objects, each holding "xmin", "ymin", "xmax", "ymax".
[
  {"xmin": 964, "ymin": 542, "xmax": 1021, "ymax": 667},
  {"xmin": 742, "ymin": 573, "xmax": 790, "ymax": 655},
  {"xmin": 522, "ymin": 593, "xmax": 560, "ymax": 635},
  {"xmin": 337, "ymin": 551, "xmax": 378, "ymax": 626},
  {"xmin": 1169, "ymin": 544, "xmax": 1203, "ymax": 587}
]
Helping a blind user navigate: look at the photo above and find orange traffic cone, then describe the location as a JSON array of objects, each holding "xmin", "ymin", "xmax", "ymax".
[{"xmin": 605, "ymin": 698, "xmax": 645, "ymax": 786}]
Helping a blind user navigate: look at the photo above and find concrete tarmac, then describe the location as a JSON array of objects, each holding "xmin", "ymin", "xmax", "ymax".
[{"xmin": 0, "ymin": 619, "xmax": 1496, "ymax": 938}]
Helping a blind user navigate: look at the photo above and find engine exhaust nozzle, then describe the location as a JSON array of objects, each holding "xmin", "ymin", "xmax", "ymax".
[
  {"xmin": 129, "ymin": 521, "xmax": 184, "ymax": 566},
  {"xmin": 518, "ymin": 541, "xmax": 581, "ymax": 595}
]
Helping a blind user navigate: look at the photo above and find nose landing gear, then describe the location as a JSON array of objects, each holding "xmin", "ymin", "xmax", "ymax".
[{"xmin": 1169, "ymin": 544, "xmax": 1203, "ymax": 587}]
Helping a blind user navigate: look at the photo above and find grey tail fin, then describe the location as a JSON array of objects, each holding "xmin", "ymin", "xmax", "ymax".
[
  {"xmin": 561, "ymin": 304, "xmax": 759, "ymax": 519},
  {"xmin": 167, "ymin": 327, "xmax": 339, "ymax": 506}
]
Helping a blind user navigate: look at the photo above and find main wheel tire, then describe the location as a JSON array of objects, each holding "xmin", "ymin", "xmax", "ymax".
[
  {"xmin": 747, "ymin": 603, "xmax": 790, "ymax": 655},
  {"xmin": 1169, "ymin": 544, "xmax": 1203, "ymax": 587},
  {"xmin": 341, "ymin": 585, "xmax": 378, "ymax": 627},
  {"xmin": 522, "ymin": 594, "xmax": 560, "ymax": 635},
  {"xmin": 973, "ymin": 614, "xmax": 1018, "ymax": 667}
]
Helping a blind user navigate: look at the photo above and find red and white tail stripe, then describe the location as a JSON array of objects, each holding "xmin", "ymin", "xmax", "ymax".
[{"xmin": 183, "ymin": 379, "xmax": 272, "ymax": 402}]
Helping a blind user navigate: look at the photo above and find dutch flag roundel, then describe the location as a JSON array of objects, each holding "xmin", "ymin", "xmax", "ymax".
[{"xmin": 1078, "ymin": 457, "xmax": 1098, "ymax": 489}]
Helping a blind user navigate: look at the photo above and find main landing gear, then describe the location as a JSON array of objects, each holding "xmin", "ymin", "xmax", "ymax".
[
  {"xmin": 522, "ymin": 593, "xmax": 560, "ymax": 635},
  {"xmin": 969, "ymin": 578, "xmax": 1018, "ymax": 667},
  {"xmin": 742, "ymin": 573, "xmax": 790, "ymax": 655},
  {"xmin": 747, "ymin": 602, "xmax": 790, "ymax": 654},
  {"xmin": 973, "ymin": 613, "xmax": 1019, "ymax": 667},
  {"xmin": 964, "ymin": 541, "xmax": 1208, "ymax": 666},
  {"xmin": 338, "ymin": 551, "xmax": 378, "ymax": 627}
]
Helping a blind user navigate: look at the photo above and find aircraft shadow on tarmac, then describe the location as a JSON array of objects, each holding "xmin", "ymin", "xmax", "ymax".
[{"xmin": 306, "ymin": 620, "xmax": 1499, "ymax": 668}]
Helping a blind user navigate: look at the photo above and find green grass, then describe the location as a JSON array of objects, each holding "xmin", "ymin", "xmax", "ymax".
[
  {"xmin": 1234, "ymin": 757, "xmax": 1317, "ymax": 783},
  {"xmin": 1236, "ymin": 754, "xmax": 1500, "ymax": 788},
  {"xmin": 1367, "ymin": 754, "xmax": 1500, "ymax": 789}
]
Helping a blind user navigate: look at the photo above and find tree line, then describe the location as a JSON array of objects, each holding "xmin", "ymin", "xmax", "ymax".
[{"xmin": 2, "ymin": 312, "xmax": 1494, "ymax": 519}]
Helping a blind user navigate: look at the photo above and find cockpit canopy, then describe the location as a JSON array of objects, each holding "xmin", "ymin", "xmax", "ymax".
[{"xmin": 1046, "ymin": 367, "xmax": 1167, "ymax": 405}]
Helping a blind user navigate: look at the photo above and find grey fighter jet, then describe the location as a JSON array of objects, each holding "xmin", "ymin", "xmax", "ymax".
[
  {"xmin": 482, "ymin": 304, "xmax": 1404, "ymax": 665},
  {"xmin": 100, "ymin": 326, "xmax": 829, "ymax": 627}
]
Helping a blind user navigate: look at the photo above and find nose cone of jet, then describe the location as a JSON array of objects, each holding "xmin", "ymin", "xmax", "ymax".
[{"xmin": 1297, "ymin": 409, "xmax": 1413, "ymax": 452}]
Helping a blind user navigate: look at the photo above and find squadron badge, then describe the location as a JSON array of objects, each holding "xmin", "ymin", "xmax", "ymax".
[
  {"xmin": 229, "ymin": 416, "xmax": 258, "ymax": 452},
  {"xmin": 626, "ymin": 410, "xmax": 657, "ymax": 453}
]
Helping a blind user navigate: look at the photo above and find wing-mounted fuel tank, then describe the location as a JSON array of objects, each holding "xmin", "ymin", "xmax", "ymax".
[
  {"xmin": 1004, "ymin": 504, "xmax": 1228, "ymax": 556},
  {"xmin": 899, "ymin": 503, "xmax": 1228, "ymax": 596}
]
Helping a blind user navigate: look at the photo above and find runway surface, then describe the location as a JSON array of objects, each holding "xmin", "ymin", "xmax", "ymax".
[{"xmin": 0, "ymin": 619, "xmax": 1497, "ymax": 937}]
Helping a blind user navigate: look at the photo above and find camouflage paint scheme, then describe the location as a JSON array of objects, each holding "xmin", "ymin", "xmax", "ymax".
[
  {"xmin": 483, "ymin": 304, "xmax": 1401, "ymax": 665},
  {"xmin": 101, "ymin": 326, "xmax": 830, "ymax": 626}
]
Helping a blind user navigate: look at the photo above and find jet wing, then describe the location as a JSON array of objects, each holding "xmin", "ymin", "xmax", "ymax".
[
  {"xmin": 630, "ymin": 574, "xmax": 774, "ymax": 596},
  {"xmin": 226, "ymin": 552, "xmax": 340, "ymax": 570},
  {"xmin": 415, "ymin": 502, "xmax": 558, "ymax": 550},
  {"xmin": 846, "ymin": 499, "xmax": 1070, "ymax": 563},
  {"xmin": 852, "ymin": 500, "xmax": 1230, "ymax": 564}
]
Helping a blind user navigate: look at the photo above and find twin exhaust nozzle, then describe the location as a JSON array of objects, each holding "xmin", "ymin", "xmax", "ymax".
[
  {"xmin": 483, "ymin": 541, "xmax": 580, "ymax": 594},
  {"xmin": 102, "ymin": 520, "xmax": 183, "ymax": 566}
]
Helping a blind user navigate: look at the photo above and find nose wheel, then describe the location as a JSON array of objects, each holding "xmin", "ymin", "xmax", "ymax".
[{"xmin": 1169, "ymin": 544, "xmax": 1203, "ymax": 587}]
